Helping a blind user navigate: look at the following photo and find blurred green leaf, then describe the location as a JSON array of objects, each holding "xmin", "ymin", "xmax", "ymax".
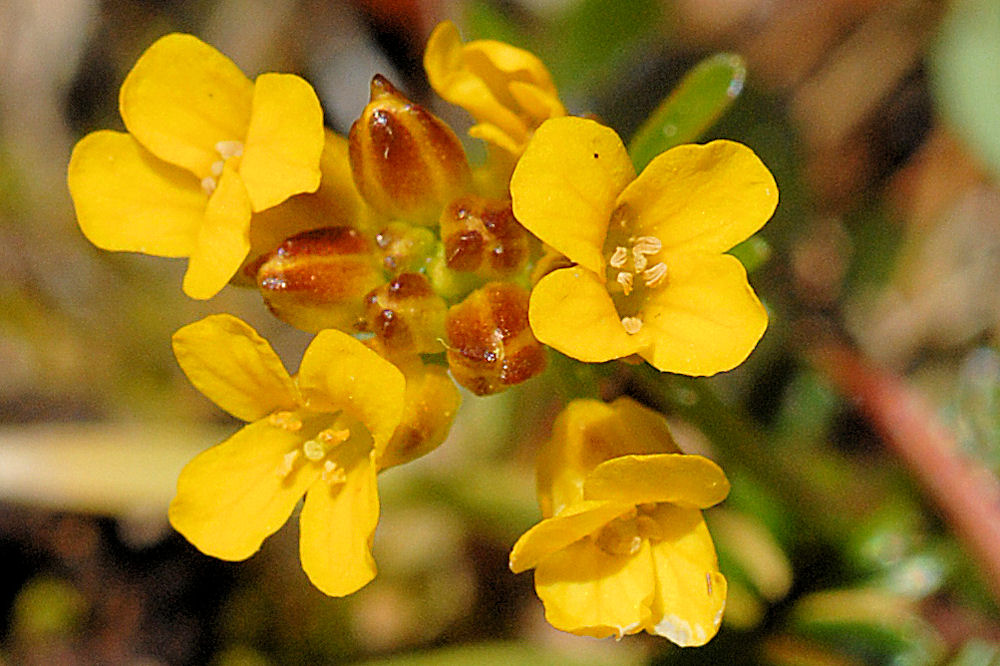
[
  {"xmin": 628, "ymin": 53, "xmax": 746, "ymax": 171},
  {"xmin": 355, "ymin": 641, "xmax": 641, "ymax": 666},
  {"xmin": 931, "ymin": 0, "xmax": 1000, "ymax": 179},
  {"xmin": 948, "ymin": 640, "xmax": 1000, "ymax": 666}
]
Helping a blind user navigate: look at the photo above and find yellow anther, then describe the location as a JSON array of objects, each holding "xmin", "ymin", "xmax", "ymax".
[
  {"xmin": 609, "ymin": 246, "xmax": 629, "ymax": 269},
  {"xmin": 317, "ymin": 428, "xmax": 351, "ymax": 446},
  {"xmin": 201, "ymin": 176, "xmax": 217, "ymax": 195},
  {"xmin": 268, "ymin": 411, "xmax": 303, "ymax": 431},
  {"xmin": 210, "ymin": 159, "xmax": 225, "ymax": 178},
  {"xmin": 275, "ymin": 449, "xmax": 300, "ymax": 478},
  {"xmin": 632, "ymin": 247, "xmax": 648, "ymax": 272},
  {"xmin": 616, "ymin": 271, "xmax": 634, "ymax": 296},
  {"xmin": 621, "ymin": 316, "xmax": 642, "ymax": 335},
  {"xmin": 321, "ymin": 460, "xmax": 347, "ymax": 485},
  {"xmin": 632, "ymin": 235, "xmax": 662, "ymax": 256},
  {"xmin": 302, "ymin": 438, "xmax": 325, "ymax": 461},
  {"xmin": 636, "ymin": 515, "xmax": 663, "ymax": 542},
  {"xmin": 215, "ymin": 140, "xmax": 244, "ymax": 160},
  {"xmin": 643, "ymin": 262, "xmax": 668, "ymax": 288}
]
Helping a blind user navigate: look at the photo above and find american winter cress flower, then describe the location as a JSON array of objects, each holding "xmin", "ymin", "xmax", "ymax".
[
  {"xmin": 68, "ymin": 33, "xmax": 324, "ymax": 299},
  {"xmin": 511, "ymin": 116, "xmax": 778, "ymax": 376},
  {"xmin": 65, "ymin": 24, "xmax": 776, "ymax": 648},
  {"xmin": 510, "ymin": 398, "xmax": 729, "ymax": 646},
  {"xmin": 168, "ymin": 314, "xmax": 404, "ymax": 596}
]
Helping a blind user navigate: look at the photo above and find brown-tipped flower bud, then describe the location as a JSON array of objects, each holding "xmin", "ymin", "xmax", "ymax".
[
  {"xmin": 349, "ymin": 75, "xmax": 471, "ymax": 225},
  {"xmin": 379, "ymin": 362, "xmax": 461, "ymax": 471},
  {"xmin": 256, "ymin": 227, "xmax": 382, "ymax": 333},
  {"xmin": 361, "ymin": 273, "xmax": 448, "ymax": 354},
  {"xmin": 440, "ymin": 194, "xmax": 532, "ymax": 278},
  {"xmin": 445, "ymin": 282, "xmax": 547, "ymax": 395}
]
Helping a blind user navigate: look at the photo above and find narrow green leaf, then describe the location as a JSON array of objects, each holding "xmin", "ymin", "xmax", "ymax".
[{"xmin": 628, "ymin": 53, "xmax": 746, "ymax": 171}]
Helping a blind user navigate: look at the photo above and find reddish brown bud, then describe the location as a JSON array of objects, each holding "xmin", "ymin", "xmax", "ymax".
[
  {"xmin": 445, "ymin": 282, "xmax": 548, "ymax": 395},
  {"xmin": 255, "ymin": 227, "xmax": 382, "ymax": 333},
  {"xmin": 360, "ymin": 273, "xmax": 448, "ymax": 354},
  {"xmin": 349, "ymin": 75, "xmax": 471, "ymax": 224},
  {"xmin": 440, "ymin": 194, "xmax": 532, "ymax": 278}
]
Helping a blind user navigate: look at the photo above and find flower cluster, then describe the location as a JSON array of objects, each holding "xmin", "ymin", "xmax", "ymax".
[{"xmin": 67, "ymin": 22, "xmax": 777, "ymax": 647}]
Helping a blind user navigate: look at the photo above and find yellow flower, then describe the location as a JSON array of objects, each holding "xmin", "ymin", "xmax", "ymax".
[
  {"xmin": 509, "ymin": 398, "xmax": 729, "ymax": 645},
  {"xmin": 68, "ymin": 33, "xmax": 324, "ymax": 299},
  {"xmin": 168, "ymin": 314, "xmax": 404, "ymax": 596},
  {"xmin": 424, "ymin": 21, "xmax": 565, "ymax": 157},
  {"xmin": 510, "ymin": 116, "xmax": 778, "ymax": 376}
]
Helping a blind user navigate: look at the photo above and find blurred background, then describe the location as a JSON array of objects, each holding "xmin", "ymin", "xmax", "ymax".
[{"xmin": 4, "ymin": 0, "xmax": 1000, "ymax": 663}]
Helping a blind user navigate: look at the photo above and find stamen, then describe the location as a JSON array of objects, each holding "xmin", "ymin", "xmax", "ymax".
[
  {"xmin": 216, "ymin": 140, "xmax": 244, "ymax": 159},
  {"xmin": 621, "ymin": 316, "xmax": 642, "ymax": 335},
  {"xmin": 632, "ymin": 235, "xmax": 662, "ymax": 256},
  {"xmin": 609, "ymin": 246, "xmax": 629, "ymax": 269},
  {"xmin": 302, "ymin": 439, "xmax": 326, "ymax": 461},
  {"xmin": 275, "ymin": 449, "xmax": 300, "ymax": 478},
  {"xmin": 632, "ymin": 247, "xmax": 648, "ymax": 272},
  {"xmin": 317, "ymin": 428, "xmax": 351, "ymax": 446},
  {"xmin": 616, "ymin": 271, "xmax": 634, "ymax": 296},
  {"xmin": 636, "ymin": 515, "xmax": 663, "ymax": 542},
  {"xmin": 643, "ymin": 262, "xmax": 668, "ymax": 288},
  {"xmin": 201, "ymin": 177, "xmax": 217, "ymax": 195},
  {"xmin": 211, "ymin": 159, "xmax": 225, "ymax": 178},
  {"xmin": 268, "ymin": 411, "xmax": 302, "ymax": 431},
  {"xmin": 322, "ymin": 460, "xmax": 347, "ymax": 485}
]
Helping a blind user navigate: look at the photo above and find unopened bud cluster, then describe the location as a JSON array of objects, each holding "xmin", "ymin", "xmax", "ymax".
[{"xmin": 245, "ymin": 72, "xmax": 547, "ymax": 398}]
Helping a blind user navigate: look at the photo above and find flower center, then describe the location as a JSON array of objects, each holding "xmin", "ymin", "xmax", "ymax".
[
  {"xmin": 593, "ymin": 504, "xmax": 663, "ymax": 556},
  {"xmin": 603, "ymin": 205, "xmax": 668, "ymax": 336},
  {"xmin": 201, "ymin": 140, "xmax": 244, "ymax": 195},
  {"xmin": 268, "ymin": 410, "xmax": 354, "ymax": 487}
]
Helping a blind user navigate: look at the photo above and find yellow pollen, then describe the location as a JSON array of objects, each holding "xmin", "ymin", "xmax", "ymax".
[
  {"xmin": 201, "ymin": 176, "xmax": 217, "ymax": 195},
  {"xmin": 609, "ymin": 246, "xmax": 629, "ymax": 269},
  {"xmin": 302, "ymin": 439, "xmax": 326, "ymax": 461},
  {"xmin": 616, "ymin": 271, "xmax": 634, "ymax": 295},
  {"xmin": 322, "ymin": 460, "xmax": 347, "ymax": 485},
  {"xmin": 621, "ymin": 316, "xmax": 642, "ymax": 334},
  {"xmin": 210, "ymin": 159, "xmax": 225, "ymax": 178},
  {"xmin": 643, "ymin": 262, "xmax": 668, "ymax": 288},
  {"xmin": 268, "ymin": 411, "xmax": 303, "ymax": 431},
  {"xmin": 215, "ymin": 140, "xmax": 244, "ymax": 160},
  {"xmin": 275, "ymin": 449, "xmax": 300, "ymax": 478}
]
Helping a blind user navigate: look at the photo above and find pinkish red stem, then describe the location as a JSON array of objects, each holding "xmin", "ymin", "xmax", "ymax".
[{"xmin": 813, "ymin": 344, "xmax": 1000, "ymax": 605}]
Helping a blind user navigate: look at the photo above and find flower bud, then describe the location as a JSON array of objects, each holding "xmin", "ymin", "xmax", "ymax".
[
  {"xmin": 360, "ymin": 273, "xmax": 448, "ymax": 355},
  {"xmin": 445, "ymin": 282, "xmax": 547, "ymax": 395},
  {"xmin": 255, "ymin": 227, "xmax": 382, "ymax": 333},
  {"xmin": 375, "ymin": 221, "xmax": 438, "ymax": 274},
  {"xmin": 440, "ymin": 194, "xmax": 531, "ymax": 278},
  {"xmin": 349, "ymin": 75, "xmax": 471, "ymax": 224},
  {"xmin": 379, "ymin": 362, "xmax": 461, "ymax": 471}
]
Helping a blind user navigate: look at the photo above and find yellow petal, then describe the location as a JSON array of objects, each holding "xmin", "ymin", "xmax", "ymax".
[
  {"xmin": 244, "ymin": 130, "xmax": 373, "ymax": 274},
  {"xmin": 424, "ymin": 21, "xmax": 529, "ymax": 147},
  {"xmin": 528, "ymin": 267, "xmax": 639, "ymax": 362},
  {"xmin": 619, "ymin": 140, "xmax": 777, "ymax": 255},
  {"xmin": 638, "ymin": 253, "xmax": 768, "ymax": 375},
  {"xmin": 508, "ymin": 81, "xmax": 565, "ymax": 123},
  {"xmin": 468, "ymin": 122, "xmax": 522, "ymax": 156},
  {"xmin": 240, "ymin": 73, "xmax": 324, "ymax": 212},
  {"xmin": 379, "ymin": 363, "xmax": 462, "ymax": 471},
  {"xmin": 299, "ymin": 447, "xmax": 380, "ymax": 597},
  {"xmin": 168, "ymin": 418, "xmax": 320, "ymax": 560},
  {"xmin": 645, "ymin": 504, "xmax": 727, "ymax": 646},
  {"xmin": 182, "ymin": 160, "xmax": 252, "ymax": 299},
  {"xmin": 536, "ymin": 397, "xmax": 681, "ymax": 517},
  {"xmin": 296, "ymin": 329, "xmax": 405, "ymax": 454},
  {"xmin": 172, "ymin": 314, "xmax": 298, "ymax": 421},
  {"xmin": 509, "ymin": 500, "xmax": 635, "ymax": 573},
  {"xmin": 68, "ymin": 130, "xmax": 203, "ymax": 256},
  {"xmin": 120, "ymin": 33, "xmax": 253, "ymax": 179},
  {"xmin": 584, "ymin": 454, "xmax": 730, "ymax": 509},
  {"xmin": 511, "ymin": 117, "xmax": 634, "ymax": 273},
  {"xmin": 534, "ymin": 537, "xmax": 655, "ymax": 639}
]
